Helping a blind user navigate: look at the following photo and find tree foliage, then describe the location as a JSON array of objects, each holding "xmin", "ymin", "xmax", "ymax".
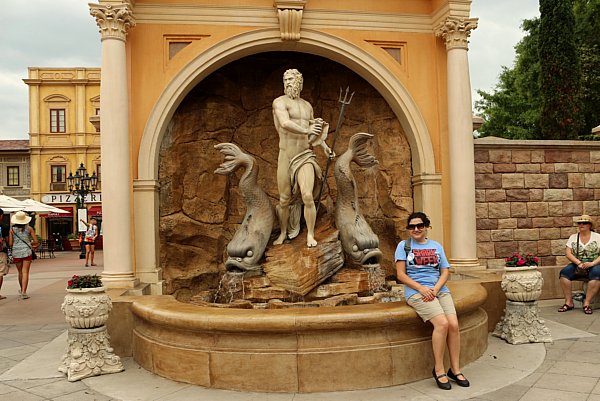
[
  {"xmin": 539, "ymin": 0, "xmax": 582, "ymax": 139},
  {"xmin": 475, "ymin": 19, "xmax": 541, "ymax": 139},
  {"xmin": 475, "ymin": 0, "xmax": 600, "ymax": 139}
]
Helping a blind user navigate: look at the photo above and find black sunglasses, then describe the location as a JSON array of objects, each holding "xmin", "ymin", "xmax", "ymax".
[{"xmin": 407, "ymin": 223, "xmax": 426, "ymax": 230}]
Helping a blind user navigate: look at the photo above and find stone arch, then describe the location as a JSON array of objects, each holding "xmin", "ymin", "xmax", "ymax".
[
  {"xmin": 134, "ymin": 28, "xmax": 441, "ymax": 293},
  {"xmin": 138, "ymin": 29, "xmax": 436, "ymax": 179}
]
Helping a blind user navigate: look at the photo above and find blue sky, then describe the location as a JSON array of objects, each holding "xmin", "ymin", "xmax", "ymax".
[{"xmin": 0, "ymin": 0, "xmax": 539, "ymax": 140}]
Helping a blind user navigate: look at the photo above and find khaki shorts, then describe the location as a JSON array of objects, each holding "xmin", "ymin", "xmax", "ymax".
[
  {"xmin": 406, "ymin": 292, "xmax": 456, "ymax": 322},
  {"xmin": 0, "ymin": 253, "xmax": 8, "ymax": 276}
]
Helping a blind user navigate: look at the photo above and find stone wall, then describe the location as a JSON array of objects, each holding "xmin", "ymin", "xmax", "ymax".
[{"xmin": 474, "ymin": 137, "xmax": 600, "ymax": 268}]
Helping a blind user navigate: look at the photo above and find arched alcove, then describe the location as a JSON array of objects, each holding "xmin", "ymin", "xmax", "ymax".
[
  {"xmin": 134, "ymin": 29, "xmax": 441, "ymax": 294},
  {"xmin": 158, "ymin": 52, "xmax": 413, "ymax": 298}
]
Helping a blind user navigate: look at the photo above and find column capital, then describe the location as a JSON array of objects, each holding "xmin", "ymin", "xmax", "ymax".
[
  {"xmin": 89, "ymin": 3, "xmax": 136, "ymax": 42},
  {"xmin": 435, "ymin": 16, "xmax": 478, "ymax": 51}
]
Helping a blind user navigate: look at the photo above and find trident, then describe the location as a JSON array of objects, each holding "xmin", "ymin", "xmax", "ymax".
[{"xmin": 315, "ymin": 87, "xmax": 354, "ymax": 215}]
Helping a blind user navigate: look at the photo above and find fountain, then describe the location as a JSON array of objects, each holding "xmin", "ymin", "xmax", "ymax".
[{"xmin": 109, "ymin": 60, "xmax": 489, "ymax": 393}]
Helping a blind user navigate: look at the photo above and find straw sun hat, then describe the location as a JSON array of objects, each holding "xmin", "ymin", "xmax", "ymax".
[
  {"xmin": 11, "ymin": 211, "xmax": 31, "ymax": 225},
  {"xmin": 576, "ymin": 215, "xmax": 593, "ymax": 224}
]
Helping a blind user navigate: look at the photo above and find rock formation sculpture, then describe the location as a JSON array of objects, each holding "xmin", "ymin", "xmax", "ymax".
[{"xmin": 214, "ymin": 143, "xmax": 274, "ymax": 275}]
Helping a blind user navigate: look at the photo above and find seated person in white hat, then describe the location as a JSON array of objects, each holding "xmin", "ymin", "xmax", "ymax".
[{"xmin": 558, "ymin": 215, "xmax": 600, "ymax": 315}]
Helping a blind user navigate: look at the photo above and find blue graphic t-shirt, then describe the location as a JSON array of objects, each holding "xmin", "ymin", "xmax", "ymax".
[{"xmin": 394, "ymin": 239, "xmax": 451, "ymax": 300}]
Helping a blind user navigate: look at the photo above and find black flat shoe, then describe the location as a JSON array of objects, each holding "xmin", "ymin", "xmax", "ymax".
[
  {"xmin": 432, "ymin": 368, "xmax": 451, "ymax": 390},
  {"xmin": 447, "ymin": 368, "xmax": 470, "ymax": 387}
]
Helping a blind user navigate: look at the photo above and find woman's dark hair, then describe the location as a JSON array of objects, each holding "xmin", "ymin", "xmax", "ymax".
[
  {"xmin": 406, "ymin": 212, "xmax": 431, "ymax": 227},
  {"xmin": 13, "ymin": 224, "xmax": 26, "ymax": 229}
]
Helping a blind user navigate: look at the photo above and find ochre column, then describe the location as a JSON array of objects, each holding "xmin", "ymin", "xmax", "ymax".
[
  {"xmin": 89, "ymin": 2, "xmax": 138, "ymax": 287},
  {"xmin": 435, "ymin": 17, "xmax": 481, "ymax": 270}
]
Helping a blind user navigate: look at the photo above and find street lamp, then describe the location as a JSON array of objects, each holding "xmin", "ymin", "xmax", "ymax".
[{"xmin": 67, "ymin": 163, "xmax": 98, "ymax": 259}]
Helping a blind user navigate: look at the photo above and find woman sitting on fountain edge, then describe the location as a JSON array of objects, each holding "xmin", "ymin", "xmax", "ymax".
[{"xmin": 395, "ymin": 212, "xmax": 469, "ymax": 390}]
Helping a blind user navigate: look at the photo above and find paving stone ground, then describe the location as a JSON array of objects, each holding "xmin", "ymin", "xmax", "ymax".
[{"xmin": 0, "ymin": 251, "xmax": 598, "ymax": 401}]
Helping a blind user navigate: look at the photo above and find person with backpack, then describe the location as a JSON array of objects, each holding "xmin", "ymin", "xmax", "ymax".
[
  {"xmin": 395, "ymin": 211, "xmax": 469, "ymax": 390},
  {"xmin": 8, "ymin": 211, "xmax": 39, "ymax": 300}
]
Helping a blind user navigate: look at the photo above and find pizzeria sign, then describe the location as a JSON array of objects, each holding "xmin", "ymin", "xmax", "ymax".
[{"xmin": 41, "ymin": 193, "xmax": 102, "ymax": 204}]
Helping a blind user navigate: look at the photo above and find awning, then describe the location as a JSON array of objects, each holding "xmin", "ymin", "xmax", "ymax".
[
  {"xmin": 41, "ymin": 207, "xmax": 73, "ymax": 219},
  {"xmin": 88, "ymin": 206, "xmax": 102, "ymax": 217}
]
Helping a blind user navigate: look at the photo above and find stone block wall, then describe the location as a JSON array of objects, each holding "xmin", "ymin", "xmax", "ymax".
[{"xmin": 474, "ymin": 138, "xmax": 600, "ymax": 268}]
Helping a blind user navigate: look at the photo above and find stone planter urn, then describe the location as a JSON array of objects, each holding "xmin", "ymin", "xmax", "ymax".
[
  {"xmin": 59, "ymin": 284, "xmax": 123, "ymax": 381},
  {"xmin": 501, "ymin": 266, "xmax": 543, "ymax": 302},
  {"xmin": 493, "ymin": 265, "xmax": 552, "ymax": 345},
  {"xmin": 61, "ymin": 287, "xmax": 112, "ymax": 328}
]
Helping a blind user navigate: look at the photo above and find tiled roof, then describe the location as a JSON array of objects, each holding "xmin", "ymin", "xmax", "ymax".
[{"xmin": 0, "ymin": 140, "xmax": 29, "ymax": 151}]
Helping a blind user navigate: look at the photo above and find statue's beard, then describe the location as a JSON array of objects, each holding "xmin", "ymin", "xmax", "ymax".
[{"xmin": 285, "ymin": 83, "xmax": 301, "ymax": 99}]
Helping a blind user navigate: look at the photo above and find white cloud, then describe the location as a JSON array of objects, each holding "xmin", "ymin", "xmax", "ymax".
[
  {"xmin": 469, "ymin": 0, "xmax": 540, "ymax": 109},
  {"xmin": 0, "ymin": 0, "xmax": 100, "ymax": 139}
]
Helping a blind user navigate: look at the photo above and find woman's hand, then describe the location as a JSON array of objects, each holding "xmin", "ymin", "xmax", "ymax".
[
  {"xmin": 581, "ymin": 262, "xmax": 593, "ymax": 269},
  {"xmin": 419, "ymin": 286, "xmax": 435, "ymax": 302}
]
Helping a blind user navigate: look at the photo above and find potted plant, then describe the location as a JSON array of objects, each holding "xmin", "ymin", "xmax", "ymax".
[
  {"xmin": 501, "ymin": 253, "xmax": 543, "ymax": 302},
  {"xmin": 59, "ymin": 274, "xmax": 123, "ymax": 381},
  {"xmin": 505, "ymin": 253, "xmax": 539, "ymax": 267},
  {"xmin": 494, "ymin": 252, "xmax": 551, "ymax": 344},
  {"xmin": 60, "ymin": 274, "xmax": 111, "ymax": 329}
]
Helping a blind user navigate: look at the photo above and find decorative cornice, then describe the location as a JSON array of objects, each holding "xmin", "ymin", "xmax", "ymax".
[
  {"xmin": 89, "ymin": 3, "xmax": 136, "ymax": 41},
  {"xmin": 131, "ymin": 4, "xmax": 433, "ymax": 33},
  {"xmin": 434, "ymin": 16, "xmax": 477, "ymax": 51},
  {"xmin": 274, "ymin": 0, "xmax": 306, "ymax": 41}
]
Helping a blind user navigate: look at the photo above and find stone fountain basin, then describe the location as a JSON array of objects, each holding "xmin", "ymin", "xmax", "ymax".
[{"xmin": 108, "ymin": 280, "xmax": 488, "ymax": 393}]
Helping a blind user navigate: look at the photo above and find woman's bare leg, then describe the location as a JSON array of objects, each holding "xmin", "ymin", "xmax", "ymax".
[
  {"xmin": 16, "ymin": 261, "xmax": 23, "ymax": 292},
  {"xmin": 446, "ymin": 314, "xmax": 461, "ymax": 374},
  {"xmin": 430, "ymin": 314, "xmax": 449, "ymax": 382},
  {"xmin": 20, "ymin": 260, "xmax": 31, "ymax": 296},
  {"xmin": 560, "ymin": 277, "xmax": 574, "ymax": 306}
]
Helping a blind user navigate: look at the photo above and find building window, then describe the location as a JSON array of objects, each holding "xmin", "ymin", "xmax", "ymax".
[
  {"xmin": 7, "ymin": 166, "xmax": 19, "ymax": 186},
  {"xmin": 50, "ymin": 109, "xmax": 66, "ymax": 133},
  {"xmin": 51, "ymin": 165, "xmax": 67, "ymax": 191}
]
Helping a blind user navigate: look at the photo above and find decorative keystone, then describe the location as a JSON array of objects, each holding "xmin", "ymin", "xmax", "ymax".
[{"xmin": 274, "ymin": 0, "xmax": 307, "ymax": 41}]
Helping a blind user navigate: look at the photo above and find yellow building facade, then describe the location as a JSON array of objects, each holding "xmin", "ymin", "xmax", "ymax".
[
  {"xmin": 24, "ymin": 67, "xmax": 102, "ymax": 242},
  {"xmin": 89, "ymin": 0, "xmax": 480, "ymax": 292}
]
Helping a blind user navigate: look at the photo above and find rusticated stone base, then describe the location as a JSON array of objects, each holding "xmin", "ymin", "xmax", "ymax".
[
  {"xmin": 493, "ymin": 300, "xmax": 552, "ymax": 345},
  {"xmin": 59, "ymin": 326, "xmax": 124, "ymax": 382}
]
